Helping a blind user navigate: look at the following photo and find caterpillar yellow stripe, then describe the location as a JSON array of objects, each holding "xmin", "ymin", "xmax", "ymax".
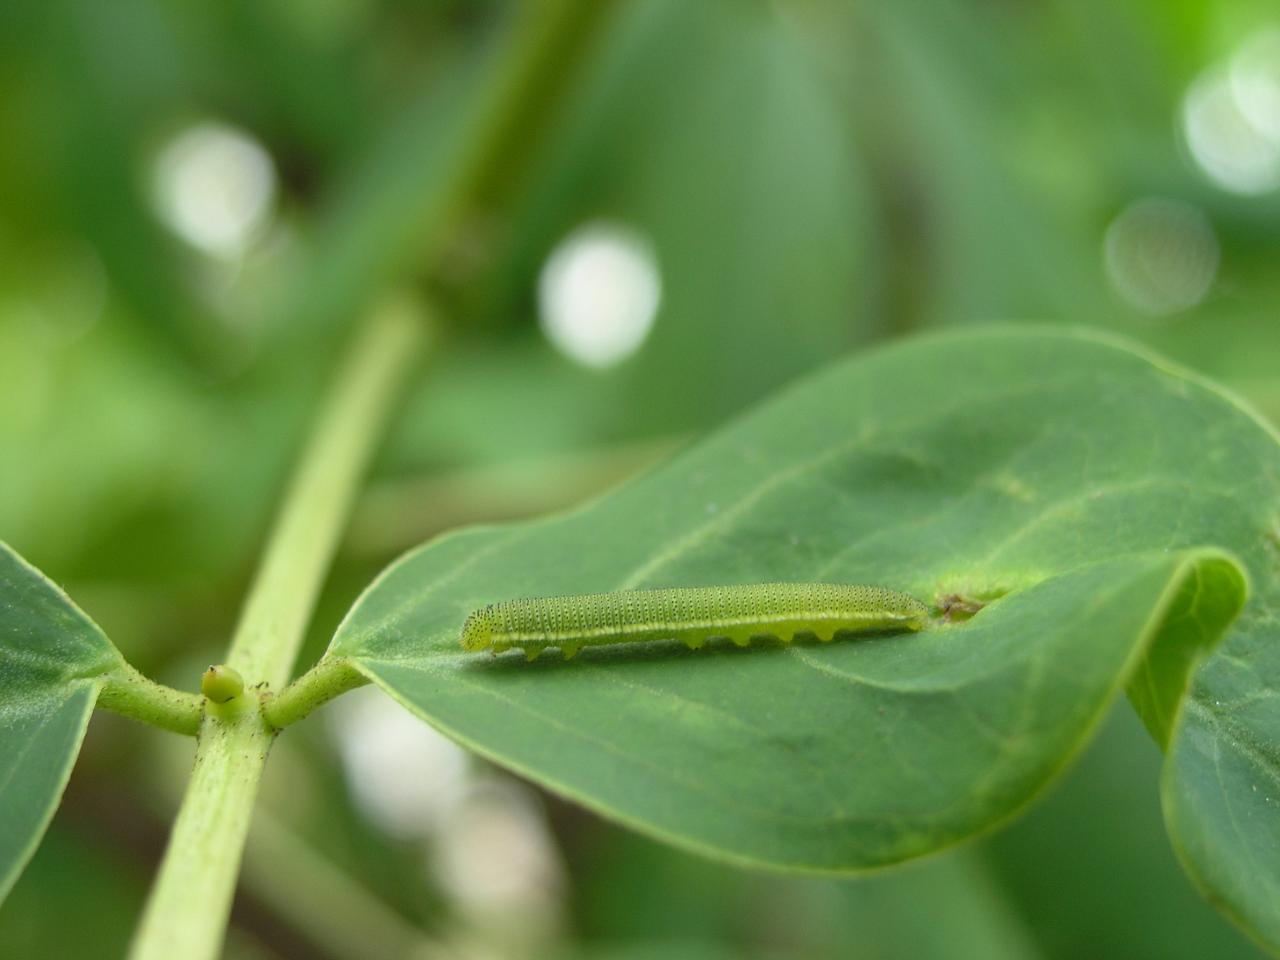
[{"xmin": 461, "ymin": 583, "xmax": 930, "ymax": 660}]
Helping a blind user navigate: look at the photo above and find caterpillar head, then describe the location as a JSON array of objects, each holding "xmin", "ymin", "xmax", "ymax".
[{"xmin": 461, "ymin": 607, "xmax": 496, "ymax": 651}]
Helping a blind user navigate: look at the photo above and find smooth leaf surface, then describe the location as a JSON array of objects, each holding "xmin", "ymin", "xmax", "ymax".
[
  {"xmin": 331, "ymin": 328, "xmax": 1280, "ymax": 946},
  {"xmin": 0, "ymin": 542, "xmax": 122, "ymax": 902}
]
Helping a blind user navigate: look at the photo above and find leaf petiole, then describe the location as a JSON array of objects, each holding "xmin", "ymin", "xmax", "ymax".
[
  {"xmin": 262, "ymin": 656, "xmax": 368, "ymax": 730},
  {"xmin": 97, "ymin": 664, "xmax": 203, "ymax": 737}
]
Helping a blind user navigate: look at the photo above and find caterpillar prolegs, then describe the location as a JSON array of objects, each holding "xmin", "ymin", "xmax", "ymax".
[{"xmin": 461, "ymin": 583, "xmax": 929, "ymax": 660}]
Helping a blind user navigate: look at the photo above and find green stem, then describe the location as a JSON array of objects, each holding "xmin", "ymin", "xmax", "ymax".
[
  {"xmin": 437, "ymin": 0, "xmax": 623, "ymax": 233},
  {"xmin": 262, "ymin": 656, "xmax": 368, "ymax": 730},
  {"xmin": 129, "ymin": 298, "xmax": 427, "ymax": 960},
  {"xmin": 130, "ymin": 708, "xmax": 272, "ymax": 960},
  {"xmin": 286, "ymin": 0, "xmax": 621, "ymax": 333},
  {"xmin": 97, "ymin": 664, "xmax": 203, "ymax": 737},
  {"xmin": 224, "ymin": 298, "xmax": 429, "ymax": 689},
  {"xmin": 130, "ymin": 3, "xmax": 619, "ymax": 954}
]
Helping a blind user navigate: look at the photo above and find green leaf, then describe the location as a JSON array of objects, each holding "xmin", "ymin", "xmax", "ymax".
[
  {"xmin": 986, "ymin": 707, "xmax": 1263, "ymax": 959},
  {"xmin": 0, "ymin": 541, "xmax": 122, "ymax": 902},
  {"xmin": 331, "ymin": 327, "xmax": 1280, "ymax": 946}
]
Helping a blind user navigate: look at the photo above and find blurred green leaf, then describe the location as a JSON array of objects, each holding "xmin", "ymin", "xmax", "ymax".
[
  {"xmin": 985, "ymin": 707, "xmax": 1263, "ymax": 959},
  {"xmin": 488, "ymin": 0, "xmax": 870, "ymax": 427},
  {"xmin": 830, "ymin": 0, "xmax": 1112, "ymax": 330},
  {"xmin": 570, "ymin": 822, "xmax": 1043, "ymax": 960},
  {"xmin": 0, "ymin": 541, "xmax": 122, "ymax": 902},
  {"xmin": 327, "ymin": 327, "xmax": 1280, "ymax": 947},
  {"xmin": 0, "ymin": 822, "xmax": 144, "ymax": 958}
]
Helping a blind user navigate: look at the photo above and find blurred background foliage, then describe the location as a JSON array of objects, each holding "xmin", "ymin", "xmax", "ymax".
[{"xmin": 1, "ymin": 0, "xmax": 1277, "ymax": 956}]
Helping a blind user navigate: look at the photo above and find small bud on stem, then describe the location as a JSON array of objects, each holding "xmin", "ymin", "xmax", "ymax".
[{"xmin": 201, "ymin": 665, "xmax": 245, "ymax": 705}]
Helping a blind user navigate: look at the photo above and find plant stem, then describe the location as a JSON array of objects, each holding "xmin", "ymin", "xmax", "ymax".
[
  {"xmin": 285, "ymin": 0, "xmax": 621, "ymax": 334},
  {"xmin": 258, "ymin": 0, "xmax": 629, "ymax": 741},
  {"xmin": 437, "ymin": 0, "xmax": 623, "ymax": 234},
  {"xmin": 262, "ymin": 656, "xmax": 368, "ymax": 730},
  {"xmin": 224, "ymin": 300, "xmax": 429, "ymax": 690},
  {"xmin": 130, "ymin": 2, "xmax": 620, "ymax": 953},
  {"xmin": 97, "ymin": 663, "xmax": 204, "ymax": 737},
  {"xmin": 128, "ymin": 298, "xmax": 427, "ymax": 960},
  {"xmin": 130, "ymin": 707, "xmax": 272, "ymax": 960}
]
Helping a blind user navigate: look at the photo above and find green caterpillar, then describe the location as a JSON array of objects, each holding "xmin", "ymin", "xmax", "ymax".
[{"xmin": 461, "ymin": 583, "xmax": 930, "ymax": 660}]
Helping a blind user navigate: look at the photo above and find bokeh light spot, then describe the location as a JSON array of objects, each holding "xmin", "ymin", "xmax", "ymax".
[
  {"xmin": 1103, "ymin": 197, "xmax": 1219, "ymax": 317},
  {"xmin": 328, "ymin": 686, "xmax": 470, "ymax": 837},
  {"xmin": 1182, "ymin": 66, "xmax": 1280, "ymax": 195},
  {"xmin": 537, "ymin": 221, "xmax": 661, "ymax": 369},
  {"xmin": 1231, "ymin": 27, "xmax": 1280, "ymax": 142},
  {"xmin": 151, "ymin": 121, "xmax": 278, "ymax": 258}
]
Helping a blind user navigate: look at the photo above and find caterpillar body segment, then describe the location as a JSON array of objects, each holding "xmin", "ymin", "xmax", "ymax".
[{"xmin": 460, "ymin": 583, "xmax": 929, "ymax": 660}]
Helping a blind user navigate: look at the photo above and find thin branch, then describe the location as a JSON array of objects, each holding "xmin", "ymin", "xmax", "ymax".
[
  {"xmin": 128, "ymin": 298, "xmax": 427, "ymax": 960},
  {"xmin": 128, "ymin": 3, "xmax": 621, "ymax": 955}
]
